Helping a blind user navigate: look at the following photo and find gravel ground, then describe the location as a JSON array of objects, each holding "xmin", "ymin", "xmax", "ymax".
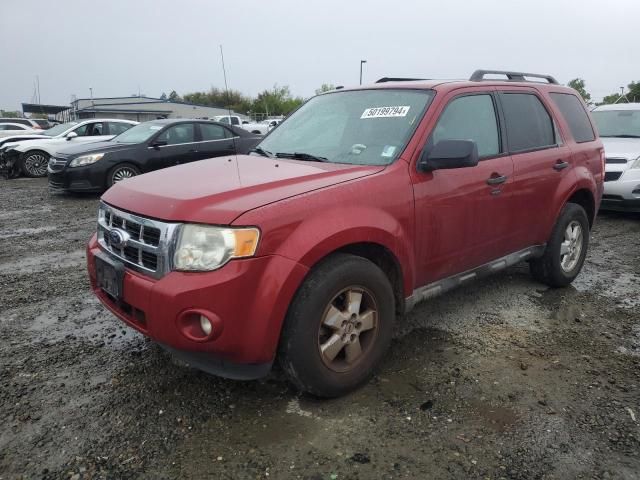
[{"xmin": 1, "ymin": 177, "xmax": 639, "ymax": 480}]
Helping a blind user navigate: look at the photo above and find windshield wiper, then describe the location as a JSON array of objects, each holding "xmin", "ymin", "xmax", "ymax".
[
  {"xmin": 249, "ymin": 147, "xmax": 275, "ymax": 158},
  {"xmin": 601, "ymin": 134, "xmax": 640, "ymax": 138},
  {"xmin": 275, "ymin": 152, "xmax": 329, "ymax": 162}
]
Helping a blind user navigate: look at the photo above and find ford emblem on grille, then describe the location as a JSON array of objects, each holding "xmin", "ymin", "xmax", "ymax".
[{"xmin": 108, "ymin": 229, "xmax": 130, "ymax": 248}]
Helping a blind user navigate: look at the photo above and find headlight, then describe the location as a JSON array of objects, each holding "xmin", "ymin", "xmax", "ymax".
[
  {"xmin": 173, "ymin": 224, "xmax": 260, "ymax": 271},
  {"xmin": 631, "ymin": 156, "xmax": 640, "ymax": 169},
  {"xmin": 68, "ymin": 153, "xmax": 105, "ymax": 167}
]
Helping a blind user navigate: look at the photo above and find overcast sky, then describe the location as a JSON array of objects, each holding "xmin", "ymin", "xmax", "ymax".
[{"xmin": 1, "ymin": 0, "xmax": 637, "ymax": 111}]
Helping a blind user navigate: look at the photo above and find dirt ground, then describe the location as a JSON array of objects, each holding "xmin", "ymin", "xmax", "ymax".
[{"xmin": 0, "ymin": 177, "xmax": 639, "ymax": 480}]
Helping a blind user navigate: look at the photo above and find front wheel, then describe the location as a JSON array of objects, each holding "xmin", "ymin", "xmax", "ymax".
[
  {"xmin": 21, "ymin": 151, "xmax": 49, "ymax": 177},
  {"xmin": 107, "ymin": 163, "xmax": 140, "ymax": 188},
  {"xmin": 530, "ymin": 202, "xmax": 589, "ymax": 287},
  {"xmin": 278, "ymin": 253, "xmax": 395, "ymax": 397}
]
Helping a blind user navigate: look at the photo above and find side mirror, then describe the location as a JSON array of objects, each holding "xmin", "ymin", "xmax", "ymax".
[
  {"xmin": 418, "ymin": 139, "xmax": 479, "ymax": 172},
  {"xmin": 66, "ymin": 131, "xmax": 78, "ymax": 141},
  {"xmin": 242, "ymin": 121, "xmax": 249, "ymax": 124},
  {"xmin": 151, "ymin": 140, "xmax": 167, "ymax": 149}
]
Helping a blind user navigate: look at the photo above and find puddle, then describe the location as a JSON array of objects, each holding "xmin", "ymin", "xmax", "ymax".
[
  {"xmin": 0, "ymin": 226, "xmax": 58, "ymax": 239},
  {"xmin": 574, "ymin": 269, "xmax": 640, "ymax": 308},
  {"xmin": 22, "ymin": 295, "xmax": 142, "ymax": 349},
  {"xmin": 0, "ymin": 250, "xmax": 86, "ymax": 274}
]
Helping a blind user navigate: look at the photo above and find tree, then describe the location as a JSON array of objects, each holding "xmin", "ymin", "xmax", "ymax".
[
  {"xmin": 168, "ymin": 90, "xmax": 181, "ymax": 102},
  {"xmin": 567, "ymin": 78, "xmax": 591, "ymax": 104},
  {"xmin": 315, "ymin": 83, "xmax": 335, "ymax": 95},
  {"xmin": 0, "ymin": 110, "xmax": 19, "ymax": 118},
  {"xmin": 254, "ymin": 85, "xmax": 304, "ymax": 116},
  {"xmin": 600, "ymin": 93, "xmax": 624, "ymax": 105},
  {"xmin": 627, "ymin": 81, "xmax": 640, "ymax": 103},
  {"xmin": 159, "ymin": 92, "xmax": 167, "ymax": 100}
]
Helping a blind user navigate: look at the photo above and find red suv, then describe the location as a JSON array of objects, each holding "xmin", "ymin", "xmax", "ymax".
[{"xmin": 87, "ymin": 70, "xmax": 604, "ymax": 397}]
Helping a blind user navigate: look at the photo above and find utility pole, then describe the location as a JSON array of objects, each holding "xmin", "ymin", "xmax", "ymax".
[
  {"xmin": 360, "ymin": 60, "xmax": 367, "ymax": 85},
  {"xmin": 36, "ymin": 75, "xmax": 41, "ymax": 104}
]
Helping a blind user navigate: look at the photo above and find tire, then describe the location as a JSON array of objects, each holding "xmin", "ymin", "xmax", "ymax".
[
  {"xmin": 108, "ymin": 163, "xmax": 140, "ymax": 188},
  {"xmin": 278, "ymin": 253, "xmax": 395, "ymax": 397},
  {"xmin": 530, "ymin": 202, "xmax": 590, "ymax": 287},
  {"xmin": 21, "ymin": 150, "xmax": 49, "ymax": 177}
]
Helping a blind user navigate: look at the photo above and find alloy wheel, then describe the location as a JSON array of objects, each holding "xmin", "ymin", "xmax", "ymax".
[
  {"xmin": 111, "ymin": 167, "xmax": 137, "ymax": 184},
  {"xmin": 318, "ymin": 287, "xmax": 378, "ymax": 372},
  {"xmin": 560, "ymin": 220, "xmax": 583, "ymax": 272},
  {"xmin": 23, "ymin": 153, "xmax": 48, "ymax": 177}
]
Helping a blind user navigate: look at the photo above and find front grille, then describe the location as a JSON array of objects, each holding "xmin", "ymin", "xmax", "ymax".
[
  {"xmin": 97, "ymin": 203, "xmax": 179, "ymax": 279},
  {"xmin": 605, "ymin": 171, "xmax": 623, "ymax": 182},
  {"xmin": 606, "ymin": 158, "xmax": 627, "ymax": 164},
  {"xmin": 48, "ymin": 157, "xmax": 68, "ymax": 172}
]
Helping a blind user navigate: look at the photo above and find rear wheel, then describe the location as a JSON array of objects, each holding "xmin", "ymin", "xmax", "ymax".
[
  {"xmin": 108, "ymin": 163, "xmax": 140, "ymax": 187},
  {"xmin": 530, "ymin": 202, "xmax": 589, "ymax": 287},
  {"xmin": 279, "ymin": 254, "xmax": 395, "ymax": 397},
  {"xmin": 21, "ymin": 151, "xmax": 49, "ymax": 177}
]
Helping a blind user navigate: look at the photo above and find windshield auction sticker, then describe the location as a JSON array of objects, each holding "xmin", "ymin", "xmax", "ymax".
[{"xmin": 361, "ymin": 106, "xmax": 410, "ymax": 119}]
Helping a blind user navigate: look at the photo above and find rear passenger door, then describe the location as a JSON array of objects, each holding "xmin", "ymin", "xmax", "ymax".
[
  {"xmin": 497, "ymin": 90, "xmax": 574, "ymax": 250},
  {"xmin": 195, "ymin": 123, "xmax": 235, "ymax": 161}
]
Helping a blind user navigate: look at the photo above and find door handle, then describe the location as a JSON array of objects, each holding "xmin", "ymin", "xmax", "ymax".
[
  {"xmin": 486, "ymin": 174, "xmax": 508, "ymax": 185},
  {"xmin": 553, "ymin": 160, "xmax": 569, "ymax": 171},
  {"xmin": 188, "ymin": 149, "xmax": 197, "ymax": 153}
]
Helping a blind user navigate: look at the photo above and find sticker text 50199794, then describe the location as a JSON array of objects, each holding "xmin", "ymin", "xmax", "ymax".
[{"xmin": 361, "ymin": 106, "xmax": 411, "ymax": 119}]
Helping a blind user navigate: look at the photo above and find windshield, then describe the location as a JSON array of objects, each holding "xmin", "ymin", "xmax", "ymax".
[
  {"xmin": 257, "ymin": 89, "xmax": 433, "ymax": 165},
  {"xmin": 113, "ymin": 122, "xmax": 164, "ymax": 143},
  {"xmin": 592, "ymin": 109, "xmax": 640, "ymax": 138},
  {"xmin": 42, "ymin": 122, "xmax": 78, "ymax": 137}
]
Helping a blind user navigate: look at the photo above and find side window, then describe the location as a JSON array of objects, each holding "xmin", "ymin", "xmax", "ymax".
[
  {"xmin": 500, "ymin": 93, "xmax": 555, "ymax": 152},
  {"xmin": 549, "ymin": 93, "xmax": 595, "ymax": 143},
  {"xmin": 231, "ymin": 117, "xmax": 240, "ymax": 126},
  {"xmin": 200, "ymin": 123, "xmax": 230, "ymax": 140},
  {"xmin": 156, "ymin": 123, "xmax": 195, "ymax": 145},
  {"xmin": 108, "ymin": 122, "xmax": 133, "ymax": 136},
  {"xmin": 89, "ymin": 123, "xmax": 104, "ymax": 135},
  {"xmin": 431, "ymin": 94, "xmax": 500, "ymax": 158},
  {"xmin": 73, "ymin": 124, "xmax": 89, "ymax": 136}
]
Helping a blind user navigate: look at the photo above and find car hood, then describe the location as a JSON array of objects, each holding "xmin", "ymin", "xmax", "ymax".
[
  {"xmin": 601, "ymin": 137, "xmax": 640, "ymax": 161},
  {"xmin": 102, "ymin": 155, "xmax": 385, "ymax": 224},
  {"xmin": 55, "ymin": 140, "xmax": 131, "ymax": 157}
]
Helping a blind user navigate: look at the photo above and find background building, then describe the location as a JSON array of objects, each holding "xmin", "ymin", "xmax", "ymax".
[{"xmin": 69, "ymin": 96, "xmax": 247, "ymax": 122}]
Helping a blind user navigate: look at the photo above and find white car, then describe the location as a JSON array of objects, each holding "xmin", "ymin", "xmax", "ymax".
[
  {"xmin": 591, "ymin": 103, "xmax": 640, "ymax": 212},
  {"xmin": 2, "ymin": 118, "xmax": 137, "ymax": 177},
  {"xmin": 213, "ymin": 115, "xmax": 269, "ymax": 135},
  {"xmin": 0, "ymin": 122, "xmax": 41, "ymax": 137}
]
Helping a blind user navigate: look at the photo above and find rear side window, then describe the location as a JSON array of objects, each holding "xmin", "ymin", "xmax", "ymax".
[
  {"xmin": 108, "ymin": 122, "xmax": 133, "ymax": 136},
  {"xmin": 549, "ymin": 93, "xmax": 595, "ymax": 143},
  {"xmin": 500, "ymin": 93, "xmax": 555, "ymax": 152},
  {"xmin": 200, "ymin": 123, "xmax": 230, "ymax": 140},
  {"xmin": 431, "ymin": 94, "xmax": 500, "ymax": 158}
]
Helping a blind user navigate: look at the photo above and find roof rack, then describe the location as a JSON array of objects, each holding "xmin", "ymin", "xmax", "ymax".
[
  {"xmin": 469, "ymin": 70, "xmax": 558, "ymax": 85},
  {"xmin": 375, "ymin": 77, "xmax": 428, "ymax": 83}
]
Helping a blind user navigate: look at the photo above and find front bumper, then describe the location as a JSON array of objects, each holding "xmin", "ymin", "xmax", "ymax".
[
  {"xmin": 48, "ymin": 163, "xmax": 108, "ymax": 192},
  {"xmin": 86, "ymin": 234, "xmax": 308, "ymax": 377},
  {"xmin": 602, "ymin": 168, "xmax": 640, "ymax": 211}
]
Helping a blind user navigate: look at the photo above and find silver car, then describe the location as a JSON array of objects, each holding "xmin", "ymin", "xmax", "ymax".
[{"xmin": 591, "ymin": 103, "xmax": 640, "ymax": 212}]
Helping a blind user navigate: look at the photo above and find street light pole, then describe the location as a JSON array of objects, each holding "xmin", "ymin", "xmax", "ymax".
[{"xmin": 360, "ymin": 60, "xmax": 367, "ymax": 85}]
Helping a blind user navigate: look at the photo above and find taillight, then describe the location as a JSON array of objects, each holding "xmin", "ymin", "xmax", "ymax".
[{"xmin": 600, "ymin": 149, "xmax": 605, "ymax": 174}]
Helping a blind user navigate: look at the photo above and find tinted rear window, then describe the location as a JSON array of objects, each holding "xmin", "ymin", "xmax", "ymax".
[
  {"xmin": 549, "ymin": 93, "xmax": 595, "ymax": 143},
  {"xmin": 500, "ymin": 93, "xmax": 555, "ymax": 152}
]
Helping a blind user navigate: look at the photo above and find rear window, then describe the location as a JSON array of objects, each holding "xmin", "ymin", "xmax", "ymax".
[
  {"xmin": 500, "ymin": 93, "xmax": 555, "ymax": 152},
  {"xmin": 549, "ymin": 93, "xmax": 595, "ymax": 143}
]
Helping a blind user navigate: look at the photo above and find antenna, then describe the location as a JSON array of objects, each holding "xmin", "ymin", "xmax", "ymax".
[{"xmin": 219, "ymin": 45, "xmax": 240, "ymax": 174}]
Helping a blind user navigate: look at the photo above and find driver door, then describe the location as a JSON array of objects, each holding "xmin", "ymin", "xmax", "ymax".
[{"xmin": 410, "ymin": 90, "xmax": 515, "ymax": 286}]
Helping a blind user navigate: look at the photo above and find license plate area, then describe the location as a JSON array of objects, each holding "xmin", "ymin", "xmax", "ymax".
[{"xmin": 95, "ymin": 253, "xmax": 124, "ymax": 300}]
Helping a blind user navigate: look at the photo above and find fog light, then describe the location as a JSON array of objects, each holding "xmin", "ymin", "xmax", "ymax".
[{"xmin": 200, "ymin": 315, "xmax": 212, "ymax": 335}]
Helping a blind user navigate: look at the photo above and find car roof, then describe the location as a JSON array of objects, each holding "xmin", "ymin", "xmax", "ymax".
[{"xmin": 592, "ymin": 103, "xmax": 640, "ymax": 111}]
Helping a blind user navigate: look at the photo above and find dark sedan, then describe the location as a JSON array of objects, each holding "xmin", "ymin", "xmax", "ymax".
[{"xmin": 47, "ymin": 119, "xmax": 262, "ymax": 192}]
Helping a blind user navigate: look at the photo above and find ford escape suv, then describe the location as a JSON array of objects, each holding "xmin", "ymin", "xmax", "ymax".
[{"xmin": 86, "ymin": 70, "xmax": 604, "ymax": 397}]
